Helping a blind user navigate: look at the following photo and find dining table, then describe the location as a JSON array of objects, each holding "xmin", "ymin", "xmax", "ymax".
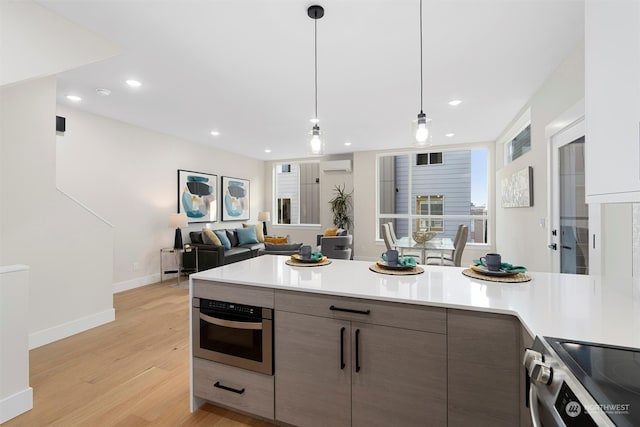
[{"xmin": 393, "ymin": 236, "xmax": 455, "ymax": 265}]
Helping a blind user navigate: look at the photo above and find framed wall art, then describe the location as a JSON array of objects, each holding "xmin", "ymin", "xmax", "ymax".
[
  {"xmin": 178, "ymin": 169, "xmax": 217, "ymax": 223},
  {"xmin": 221, "ymin": 176, "xmax": 250, "ymax": 221},
  {"xmin": 501, "ymin": 166, "xmax": 534, "ymax": 208}
]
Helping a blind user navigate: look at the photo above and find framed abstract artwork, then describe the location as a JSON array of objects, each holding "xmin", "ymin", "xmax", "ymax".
[
  {"xmin": 501, "ymin": 166, "xmax": 533, "ymax": 208},
  {"xmin": 221, "ymin": 176, "xmax": 250, "ymax": 221},
  {"xmin": 178, "ymin": 169, "xmax": 217, "ymax": 223}
]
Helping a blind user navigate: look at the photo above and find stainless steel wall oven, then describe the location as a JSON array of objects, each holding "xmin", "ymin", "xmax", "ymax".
[{"xmin": 192, "ymin": 297, "xmax": 273, "ymax": 375}]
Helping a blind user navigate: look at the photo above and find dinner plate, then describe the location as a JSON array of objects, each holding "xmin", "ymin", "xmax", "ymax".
[
  {"xmin": 291, "ymin": 254, "xmax": 326, "ymax": 263},
  {"xmin": 470, "ymin": 264, "xmax": 519, "ymax": 277},
  {"xmin": 377, "ymin": 260, "xmax": 415, "ymax": 270}
]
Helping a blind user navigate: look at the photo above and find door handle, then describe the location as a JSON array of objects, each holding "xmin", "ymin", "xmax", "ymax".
[
  {"xmin": 340, "ymin": 327, "xmax": 346, "ymax": 370},
  {"xmin": 561, "ymin": 245, "xmax": 572, "ymax": 250},
  {"xmin": 214, "ymin": 381, "xmax": 245, "ymax": 394},
  {"xmin": 355, "ymin": 329, "xmax": 361, "ymax": 373},
  {"xmin": 330, "ymin": 305, "xmax": 371, "ymax": 315},
  {"xmin": 547, "ymin": 243, "xmax": 557, "ymax": 250}
]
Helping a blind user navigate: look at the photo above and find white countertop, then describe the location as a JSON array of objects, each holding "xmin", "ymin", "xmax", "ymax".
[{"xmin": 191, "ymin": 255, "xmax": 640, "ymax": 349}]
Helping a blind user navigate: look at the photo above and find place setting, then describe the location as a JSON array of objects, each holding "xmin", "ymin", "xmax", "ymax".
[
  {"xmin": 462, "ymin": 253, "xmax": 531, "ymax": 282},
  {"xmin": 285, "ymin": 245, "xmax": 332, "ymax": 267},
  {"xmin": 369, "ymin": 249, "xmax": 425, "ymax": 275}
]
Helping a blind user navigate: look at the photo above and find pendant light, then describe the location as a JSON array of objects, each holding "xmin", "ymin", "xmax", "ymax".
[
  {"xmin": 308, "ymin": 5, "xmax": 324, "ymax": 155},
  {"xmin": 413, "ymin": 0, "xmax": 432, "ymax": 146}
]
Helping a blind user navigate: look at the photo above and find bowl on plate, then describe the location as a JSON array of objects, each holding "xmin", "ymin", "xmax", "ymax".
[{"xmin": 412, "ymin": 231, "xmax": 436, "ymax": 243}]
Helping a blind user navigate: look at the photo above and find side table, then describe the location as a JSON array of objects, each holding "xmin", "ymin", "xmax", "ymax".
[{"xmin": 160, "ymin": 246, "xmax": 198, "ymax": 286}]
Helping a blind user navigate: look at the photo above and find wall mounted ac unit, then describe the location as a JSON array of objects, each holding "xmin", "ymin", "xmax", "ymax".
[{"xmin": 320, "ymin": 160, "xmax": 352, "ymax": 172}]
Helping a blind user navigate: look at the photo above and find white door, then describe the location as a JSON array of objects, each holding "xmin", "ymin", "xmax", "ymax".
[{"xmin": 550, "ymin": 118, "xmax": 601, "ymax": 274}]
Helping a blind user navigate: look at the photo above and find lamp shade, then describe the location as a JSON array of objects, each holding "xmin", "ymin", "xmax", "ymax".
[
  {"xmin": 169, "ymin": 213, "xmax": 188, "ymax": 229},
  {"xmin": 258, "ymin": 211, "xmax": 271, "ymax": 222}
]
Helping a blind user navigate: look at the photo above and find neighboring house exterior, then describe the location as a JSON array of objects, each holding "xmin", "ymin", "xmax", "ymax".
[{"xmin": 380, "ymin": 151, "xmax": 480, "ymax": 242}]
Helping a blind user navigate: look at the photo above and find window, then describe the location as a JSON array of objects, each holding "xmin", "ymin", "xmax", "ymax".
[
  {"xmin": 378, "ymin": 149, "xmax": 489, "ymax": 244},
  {"xmin": 416, "ymin": 152, "xmax": 443, "ymax": 166},
  {"xmin": 416, "ymin": 195, "xmax": 443, "ymax": 231},
  {"xmin": 273, "ymin": 161, "xmax": 320, "ymax": 225},
  {"xmin": 506, "ymin": 125, "xmax": 531, "ymax": 163}
]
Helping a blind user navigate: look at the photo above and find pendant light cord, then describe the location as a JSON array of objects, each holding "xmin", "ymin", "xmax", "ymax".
[
  {"xmin": 314, "ymin": 14, "xmax": 318, "ymax": 121},
  {"xmin": 419, "ymin": 0, "xmax": 423, "ymax": 113}
]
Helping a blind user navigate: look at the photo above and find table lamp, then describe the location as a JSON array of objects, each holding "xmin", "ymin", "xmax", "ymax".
[
  {"xmin": 169, "ymin": 213, "xmax": 188, "ymax": 249},
  {"xmin": 258, "ymin": 211, "xmax": 271, "ymax": 236}
]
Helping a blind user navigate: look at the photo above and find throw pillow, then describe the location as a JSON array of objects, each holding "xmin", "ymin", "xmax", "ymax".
[
  {"xmin": 190, "ymin": 231, "xmax": 204, "ymax": 244},
  {"xmin": 264, "ymin": 236, "xmax": 289, "ymax": 244},
  {"xmin": 213, "ymin": 230, "xmax": 231, "ymax": 250},
  {"xmin": 226, "ymin": 230, "xmax": 239, "ymax": 247},
  {"xmin": 324, "ymin": 227, "xmax": 338, "ymax": 236},
  {"xmin": 243, "ymin": 223, "xmax": 265, "ymax": 242},
  {"xmin": 202, "ymin": 228, "xmax": 222, "ymax": 246},
  {"xmin": 236, "ymin": 226, "xmax": 259, "ymax": 245}
]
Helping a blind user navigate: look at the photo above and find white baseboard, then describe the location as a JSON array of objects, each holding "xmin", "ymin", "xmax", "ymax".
[
  {"xmin": 0, "ymin": 387, "xmax": 33, "ymax": 424},
  {"xmin": 29, "ymin": 308, "xmax": 115, "ymax": 349},
  {"xmin": 112, "ymin": 273, "xmax": 161, "ymax": 294}
]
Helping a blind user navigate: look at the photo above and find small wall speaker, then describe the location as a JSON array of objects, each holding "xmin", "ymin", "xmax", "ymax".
[{"xmin": 56, "ymin": 115, "xmax": 66, "ymax": 133}]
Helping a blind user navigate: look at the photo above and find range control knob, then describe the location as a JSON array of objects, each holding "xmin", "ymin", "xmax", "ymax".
[
  {"xmin": 522, "ymin": 349, "xmax": 542, "ymax": 369},
  {"xmin": 529, "ymin": 360, "xmax": 553, "ymax": 385}
]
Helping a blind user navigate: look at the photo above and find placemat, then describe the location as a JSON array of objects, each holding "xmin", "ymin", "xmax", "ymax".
[
  {"xmin": 462, "ymin": 268, "xmax": 531, "ymax": 283},
  {"xmin": 369, "ymin": 264, "xmax": 424, "ymax": 276},
  {"xmin": 286, "ymin": 258, "xmax": 332, "ymax": 267}
]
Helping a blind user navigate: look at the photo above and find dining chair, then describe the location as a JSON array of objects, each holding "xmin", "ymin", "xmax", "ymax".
[
  {"xmin": 381, "ymin": 223, "xmax": 394, "ymax": 251},
  {"xmin": 427, "ymin": 225, "xmax": 468, "ymax": 266},
  {"xmin": 426, "ymin": 223, "xmax": 464, "ymax": 264},
  {"xmin": 386, "ymin": 222, "xmax": 398, "ymax": 243},
  {"xmin": 382, "ymin": 223, "xmax": 421, "ymax": 261}
]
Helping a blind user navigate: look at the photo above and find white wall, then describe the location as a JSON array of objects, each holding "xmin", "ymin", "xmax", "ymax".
[
  {"xmin": 1, "ymin": 77, "xmax": 115, "ymax": 348},
  {"xmin": 0, "ymin": 266, "xmax": 32, "ymax": 423},
  {"xmin": 495, "ymin": 44, "xmax": 585, "ymax": 272},
  {"xmin": 56, "ymin": 106, "xmax": 265, "ymax": 290}
]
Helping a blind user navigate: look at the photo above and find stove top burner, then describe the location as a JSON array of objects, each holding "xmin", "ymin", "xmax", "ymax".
[{"xmin": 547, "ymin": 337, "xmax": 640, "ymax": 427}]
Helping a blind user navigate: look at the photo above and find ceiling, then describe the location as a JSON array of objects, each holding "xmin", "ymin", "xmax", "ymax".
[{"xmin": 38, "ymin": 0, "xmax": 584, "ymax": 160}]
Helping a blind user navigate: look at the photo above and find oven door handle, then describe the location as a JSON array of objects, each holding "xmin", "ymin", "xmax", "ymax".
[
  {"xmin": 199, "ymin": 312, "xmax": 263, "ymax": 330},
  {"xmin": 529, "ymin": 385, "xmax": 542, "ymax": 427}
]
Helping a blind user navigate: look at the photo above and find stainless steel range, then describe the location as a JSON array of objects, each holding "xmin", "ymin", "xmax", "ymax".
[{"xmin": 524, "ymin": 336, "xmax": 640, "ymax": 426}]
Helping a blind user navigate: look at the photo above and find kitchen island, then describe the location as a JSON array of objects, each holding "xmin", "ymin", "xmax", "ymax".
[{"xmin": 189, "ymin": 255, "xmax": 640, "ymax": 427}]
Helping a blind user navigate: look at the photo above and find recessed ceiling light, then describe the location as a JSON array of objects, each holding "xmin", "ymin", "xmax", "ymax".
[
  {"xmin": 210, "ymin": 130, "xmax": 220, "ymax": 136},
  {"xmin": 125, "ymin": 79, "xmax": 141, "ymax": 87},
  {"xmin": 264, "ymin": 149, "xmax": 272, "ymax": 153},
  {"xmin": 310, "ymin": 118, "xmax": 319, "ymax": 124},
  {"xmin": 448, "ymin": 99, "xmax": 462, "ymax": 106},
  {"xmin": 344, "ymin": 141, "xmax": 352, "ymax": 146},
  {"xmin": 95, "ymin": 88, "xmax": 111, "ymax": 96},
  {"xmin": 66, "ymin": 95, "xmax": 82, "ymax": 102},
  {"xmin": 445, "ymin": 133, "xmax": 455, "ymax": 137}
]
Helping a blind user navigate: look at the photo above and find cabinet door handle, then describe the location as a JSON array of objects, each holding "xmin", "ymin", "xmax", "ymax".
[
  {"xmin": 355, "ymin": 328, "xmax": 361, "ymax": 373},
  {"xmin": 340, "ymin": 327, "xmax": 346, "ymax": 369},
  {"xmin": 330, "ymin": 305, "xmax": 371, "ymax": 315},
  {"xmin": 214, "ymin": 381, "xmax": 245, "ymax": 394}
]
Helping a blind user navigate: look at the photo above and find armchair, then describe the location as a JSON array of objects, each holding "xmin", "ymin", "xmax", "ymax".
[{"xmin": 317, "ymin": 233, "xmax": 353, "ymax": 260}]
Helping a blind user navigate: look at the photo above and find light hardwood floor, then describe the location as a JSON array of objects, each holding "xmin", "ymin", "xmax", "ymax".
[{"xmin": 4, "ymin": 281, "xmax": 275, "ymax": 427}]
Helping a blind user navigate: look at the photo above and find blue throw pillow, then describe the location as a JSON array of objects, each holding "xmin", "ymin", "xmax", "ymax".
[
  {"xmin": 213, "ymin": 230, "xmax": 231, "ymax": 250},
  {"xmin": 236, "ymin": 226, "xmax": 259, "ymax": 245}
]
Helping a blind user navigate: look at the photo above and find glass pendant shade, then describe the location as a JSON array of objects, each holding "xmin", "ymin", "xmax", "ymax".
[
  {"xmin": 309, "ymin": 124, "xmax": 324, "ymax": 155},
  {"xmin": 413, "ymin": 112, "xmax": 432, "ymax": 146}
]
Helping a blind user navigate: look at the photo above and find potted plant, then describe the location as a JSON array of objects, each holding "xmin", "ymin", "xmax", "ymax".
[{"xmin": 328, "ymin": 184, "xmax": 353, "ymax": 230}]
